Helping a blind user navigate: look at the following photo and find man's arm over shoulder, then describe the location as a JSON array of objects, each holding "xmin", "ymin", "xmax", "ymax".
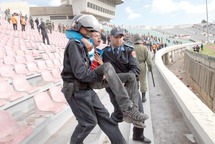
[{"xmin": 66, "ymin": 40, "xmax": 103, "ymax": 83}]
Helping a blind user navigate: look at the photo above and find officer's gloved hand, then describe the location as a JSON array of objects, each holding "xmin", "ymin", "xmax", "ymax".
[{"xmin": 148, "ymin": 65, "xmax": 152, "ymax": 71}]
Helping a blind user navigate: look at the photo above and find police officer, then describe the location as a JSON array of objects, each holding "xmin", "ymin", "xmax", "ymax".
[
  {"xmin": 103, "ymin": 27, "xmax": 151, "ymax": 143},
  {"xmin": 61, "ymin": 14, "xmax": 126, "ymax": 144},
  {"xmin": 133, "ymin": 34, "xmax": 153, "ymax": 102},
  {"xmin": 38, "ymin": 20, "xmax": 50, "ymax": 45}
]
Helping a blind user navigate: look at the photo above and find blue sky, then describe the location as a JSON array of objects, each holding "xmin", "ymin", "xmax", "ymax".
[{"xmin": 1, "ymin": 0, "xmax": 215, "ymax": 26}]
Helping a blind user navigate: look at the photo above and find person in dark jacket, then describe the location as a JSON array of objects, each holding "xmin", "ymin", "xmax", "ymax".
[
  {"xmin": 102, "ymin": 27, "xmax": 151, "ymax": 143},
  {"xmin": 61, "ymin": 14, "xmax": 126, "ymax": 144},
  {"xmin": 38, "ymin": 21, "xmax": 50, "ymax": 45}
]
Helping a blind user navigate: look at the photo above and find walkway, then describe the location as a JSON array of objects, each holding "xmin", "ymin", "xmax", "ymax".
[{"xmin": 148, "ymin": 57, "xmax": 196, "ymax": 144}]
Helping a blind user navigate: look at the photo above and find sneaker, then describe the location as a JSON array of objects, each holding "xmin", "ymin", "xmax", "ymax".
[
  {"xmin": 123, "ymin": 116, "xmax": 146, "ymax": 128},
  {"xmin": 123, "ymin": 106, "xmax": 148, "ymax": 122}
]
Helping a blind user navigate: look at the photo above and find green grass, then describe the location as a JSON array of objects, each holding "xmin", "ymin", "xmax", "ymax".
[{"xmin": 200, "ymin": 43, "xmax": 215, "ymax": 57}]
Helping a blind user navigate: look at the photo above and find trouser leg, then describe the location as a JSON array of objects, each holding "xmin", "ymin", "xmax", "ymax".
[
  {"xmin": 133, "ymin": 92, "xmax": 144, "ymax": 137},
  {"xmin": 42, "ymin": 33, "xmax": 45, "ymax": 43},
  {"xmin": 66, "ymin": 90, "xmax": 97, "ymax": 144},
  {"xmin": 45, "ymin": 33, "xmax": 50, "ymax": 44},
  {"xmin": 93, "ymin": 63, "xmax": 132, "ymax": 110},
  {"xmin": 92, "ymin": 90, "xmax": 126, "ymax": 144}
]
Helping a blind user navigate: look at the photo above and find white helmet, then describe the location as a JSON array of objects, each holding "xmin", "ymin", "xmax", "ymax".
[{"xmin": 70, "ymin": 14, "xmax": 100, "ymax": 32}]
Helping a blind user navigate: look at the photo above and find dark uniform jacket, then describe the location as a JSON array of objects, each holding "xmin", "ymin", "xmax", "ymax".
[
  {"xmin": 102, "ymin": 44, "xmax": 140, "ymax": 76},
  {"xmin": 61, "ymin": 39, "xmax": 103, "ymax": 83}
]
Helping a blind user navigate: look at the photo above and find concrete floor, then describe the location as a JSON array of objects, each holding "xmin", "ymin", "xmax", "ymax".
[{"xmin": 148, "ymin": 57, "xmax": 196, "ymax": 144}]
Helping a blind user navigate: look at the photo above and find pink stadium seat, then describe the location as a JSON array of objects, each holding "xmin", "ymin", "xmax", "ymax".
[
  {"xmin": 45, "ymin": 60, "xmax": 55, "ymax": 69},
  {"xmin": 53, "ymin": 52, "xmax": 61, "ymax": 59},
  {"xmin": 41, "ymin": 70, "xmax": 61, "ymax": 83},
  {"xmin": 53, "ymin": 59, "xmax": 62, "ymax": 67},
  {"xmin": 34, "ymin": 92, "xmax": 67, "ymax": 114},
  {"xmin": 26, "ymin": 62, "xmax": 41, "ymax": 73},
  {"xmin": 3, "ymin": 56, "xmax": 16, "ymax": 65},
  {"xmin": 26, "ymin": 55, "xmax": 35, "ymax": 62},
  {"xmin": 15, "ymin": 50, "xmax": 25, "ymax": 56},
  {"xmin": 0, "ymin": 81, "xmax": 26, "ymax": 101},
  {"xmin": 0, "ymin": 110, "xmax": 33, "ymax": 144},
  {"xmin": 0, "ymin": 64, "xmax": 16, "ymax": 78},
  {"xmin": 41, "ymin": 53, "xmax": 50, "ymax": 60},
  {"xmin": 36, "ymin": 60, "xmax": 49, "ymax": 70},
  {"xmin": 48, "ymin": 86, "xmax": 67, "ymax": 103},
  {"xmin": 12, "ymin": 75, "xmax": 39, "ymax": 94},
  {"xmin": 48, "ymin": 53, "xmax": 56, "ymax": 59},
  {"xmin": 6, "ymin": 51, "xmax": 16, "ymax": 57},
  {"xmin": 14, "ymin": 63, "xmax": 34, "ymax": 75},
  {"xmin": 51, "ymin": 68, "xmax": 61, "ymax": 79},
  {"xmin": 0, "ymin": 100, "xmax": 7, "ymax": 107},
  {"xmin": 15, "ymin": 56, "xmax": 27, "ymax": 64}
]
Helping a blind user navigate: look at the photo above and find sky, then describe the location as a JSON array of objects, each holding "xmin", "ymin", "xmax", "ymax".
[{"xmin": 0, "ymin": 0, "xmax": 215, "ymax": 26}]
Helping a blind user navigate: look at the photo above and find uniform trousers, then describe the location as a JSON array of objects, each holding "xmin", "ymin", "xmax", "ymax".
[
  {"xmin": 66, "ymin": 89, "xmax": 126, "ymax": 144},
  {"xmin": 90, "ymin": 63, "xmax": 138, "ymax": 109}
]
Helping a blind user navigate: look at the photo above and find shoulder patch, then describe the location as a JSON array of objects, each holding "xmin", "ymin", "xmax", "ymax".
[{"xmin": 131, "ymin": 51, "xmax": 137, "ymax": 58}]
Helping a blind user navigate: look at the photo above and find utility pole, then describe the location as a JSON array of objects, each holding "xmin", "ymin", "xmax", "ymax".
[{"xmin": 206, "ymin": 0, "xmax": 209, "ymax": 43}]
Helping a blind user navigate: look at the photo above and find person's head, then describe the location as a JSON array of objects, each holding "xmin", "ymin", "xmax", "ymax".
[
  {"xmin": 91, "ymin": 32, "xmax": 101, "ymax": 47},
  {"xmin": 133, "ymin": 34, "xmax": 143, "ymax": 44},
  {"xmin": 109, "ymin": 27, "xmax": 124, "ymax": 48},
  {"xmin": 70, "ymin": 14, "xmax": 100, "ymax": 38}
]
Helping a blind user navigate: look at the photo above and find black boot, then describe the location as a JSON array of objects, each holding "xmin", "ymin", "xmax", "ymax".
[
  {"xmin": 142, "ymin": 92, "xmax": 146, "ymax": 103},
  {"xmin": 133, "ymin": 127, "xmax": 151, "ymax": 143}
]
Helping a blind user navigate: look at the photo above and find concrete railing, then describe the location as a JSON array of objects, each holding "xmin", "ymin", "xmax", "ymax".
[{"xmin": 155, "ymin": 43, "xmax": 215, "ymax": 144}]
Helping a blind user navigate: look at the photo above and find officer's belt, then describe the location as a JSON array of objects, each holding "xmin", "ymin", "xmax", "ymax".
[{"xmin": 63, "ymin": 81, "xmax": 89, "ymax": 90}]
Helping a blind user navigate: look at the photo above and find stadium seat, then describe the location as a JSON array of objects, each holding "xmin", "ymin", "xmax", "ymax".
[
  {"xmin": 12, "ymin": 75, "xmax": 39, "ymax": 94},
  {"xmin": 0, "ymin": 100, "xmax": 7, "ymax": 107},
  {"xmin": 51, "ymin": 68, "xmax": 61, "ymax": 79},
  {"xmin": 45, "ymin": 60, "xmax": 55, "ymax": 69},
  {"xmin": 3, "ymin": 56, "xmax": 16, "ymax": 65},
  {"xmin": 53, "ymin": 59, "xmax": 62, "ymax": 67},
  {"xmin": 36, "ymin": 60, "xmax": 49, "ymax": 70},
  {"xmin": 14, "ymin": 63, "xmax": 34, "ymax": 76},
  {"xmin": 15, "ymin": 55, "xmax": 27, "ymax": 64},
  {"xmin": 48, "ymin": 86, "xmax": 67, "ymax": 103},
  {"xmin": 41, "ymin": 70, "xmax": 61, "ymax": 83},
  {"xmin": 33, "ymin": 92, "xmax": 67, "ymax": 114},
  {"xmin": 26, "ymin": 62, "xmax": 41, "ymax": 73},
  {"xmin": 0, "ymin": 81, "xmax": 26, "ymax": 101},
  {"xmin": 0, "ymin": 64, "xmax": 16, "ymax": 78},
  {"xmin": 0, "ymin": 110, "xmax": 33, "ymax": 144},
  {"xmin": 26, "ymin": 55, "xmax": 35, "ymax": 62}
]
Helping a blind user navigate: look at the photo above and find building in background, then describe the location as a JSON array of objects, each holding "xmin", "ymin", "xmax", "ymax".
[{"xmin": 1, "ymin": 0, "xmax": 123, "ymax": 25}]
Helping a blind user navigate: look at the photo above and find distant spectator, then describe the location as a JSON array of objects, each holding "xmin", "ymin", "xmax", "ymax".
[
  {"xmin": 52, "ymin": 22, "xmax": 55, "ymax": 31},
  {"xmin": 29, "ymin": 17, "xmax": 34, "ymax": 29},
  {"xmin": 10, "ymin": 14, "xmax": 17, "ymax": 31},
  {"xmin": 58, "ymin": 23, "xmax": 61, "ymax": 33},
  {"xmin": 201, "ymin": 43, "xmax": 203, "ymax": 50},
  {"xmin": 35, "ymin": 18, "xmax": 39, "ymax": 28},
  {"xmin": 196, "ymin": 45, "xmax": 200, "ymax": 52},
  {"xmin": 20, "ymin": 16, "xmax": 26, "ymax": 31},
  {"xmin": 46, "ymin": 20, "xmax": 52, "ymax": 34},
  {"xmin": 38, "ymin": 21, "xmax": 50, "ymax": 45}
]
